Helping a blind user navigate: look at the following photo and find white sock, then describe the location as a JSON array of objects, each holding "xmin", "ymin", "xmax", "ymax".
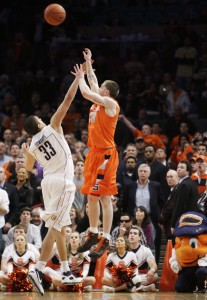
[
  {"xmin": 60, "ymin": 261, "xmax": 70, "ymax": 273},
  {"xmin": 36, "ymin": 261, "xmax": 46, "ymax": 272},
  {"xmin": 102, "ymin": 232, "xmax": 110, "ymax": 240},
  {"xmin": 90, "ymin": 227, "xmax": 98, "ymax": 234}
]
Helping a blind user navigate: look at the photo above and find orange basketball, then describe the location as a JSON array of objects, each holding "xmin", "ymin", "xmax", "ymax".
[{"xmin": 44, "ymin": 3, "xmax": 66, "ymax": 26}]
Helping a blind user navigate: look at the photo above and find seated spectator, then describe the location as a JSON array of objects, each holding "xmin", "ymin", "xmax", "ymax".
[
  {"xmin": 0, "ymin": 233, "xmax": 36, "ymax": 292},
  {"xmin": 132, "ymin": 206, "xmax": 154, "ymax": 248},
  {"xmin": 117, "ymin": 156, "xmax": 138, "ymax": 195},
  {"xmin": 110, "ymin": 213, "xmax": 132, "ymax": 251},
  {"xmin": 73, "ymin": 160, "xmax": 86, "ymax": 211},
  {"xmin": 170, "ymin": 122, "xmax": 193, "ymax": 150},
  {"xmin": 189, "ymin": 155, "xmax": 199, "ymax": 174},
  {"xmin": 111, "ymin": 194, "xmax": 122, "ymax": 231},
  {"xmin": 0, "ymin": 167, "xmax": 20, "ymax": 236},
  {"xmin": 119, "ymin": 115, "xmax": 165, "ymax": 149},
  {"xmin": 134, "ymin": 137, "xmax": 146, "ymax": 161},
  {"xmin": 0, "ymin": 141, "xmax": 12, "ymax": 167},
  {"xmin": 0, "ymin": 186, "xmax": 9, "ymax": 252},
  {"xmin": 169, "ymin": 133, "xmax": 192, "ymax": 165},
  {"xmin": 155, "ymin": 147, "xmax": 176, "ymax": 170},
  {"xmin": 128, "ymin": 226, "xmax": 158, "ymax": 292},
  {"xmin": 2, "ymin": 129, "xmax": 14, "ymax": 155},
  {"xmin": 1, "ymin": 224, "xmax": 40, "ymax": 273},
  {"xmin": 69, "ymin": 206, "xmax": 82, "ymax": 232},
  {"xmin": 76, "ymin": 202, "xmax": 90, "ymax": 234},
  {"xmin": 6, "ymin": 207, "xmax": 42, "ymax": 250},
  {"xmin": 31, "ymin": 207, "xmax": 48, "ymax": 240},
  {"xmin": 44, "ymin": 231, "xmax": 95, "ymax": 292},
  {"xmin": 6, "ymin": 154, "xmax": 37, "ymax": 191},
  {"xmin": 117, "ymin": 143, "xmax": 138, "ymax": 176},
  {"xmin": 197, "ymin": 144, "xmax": 207, "ymax": 157},
  {"xmin": 152, "ymin": 123, "xmax": 168, "ymax": 146},
  {"xmin": 102, "ymin": 236, "xmax": 141, "ymax": 292},
  {"xmin": 191, "ymin": 155, "xmax": 207, "ymax": 195},
  {"xmin": 15, "ymin": 167, "xmax": 34, "ymax": 208}
]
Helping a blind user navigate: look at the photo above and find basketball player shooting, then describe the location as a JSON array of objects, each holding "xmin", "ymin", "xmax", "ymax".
[{"xmin": 72, "ymin": 48, "xmax": 120, "ymax": 259}]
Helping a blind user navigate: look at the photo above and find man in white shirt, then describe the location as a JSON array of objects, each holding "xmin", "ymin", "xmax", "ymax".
[{"xmin": 6, "ymin": 207, "xmax": 42, "ymax": 250}]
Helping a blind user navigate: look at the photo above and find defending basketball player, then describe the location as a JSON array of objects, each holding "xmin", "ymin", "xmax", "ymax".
[
  {"xmin": 21, "ymin": 76, "xmax": 83, "ymax": 295},
  {"xmin": 72, "ymin": 48, "xmax": 120, "ymax": 259}
]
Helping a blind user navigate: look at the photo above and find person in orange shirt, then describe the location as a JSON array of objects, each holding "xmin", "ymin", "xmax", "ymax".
[
  {"xmin": 119, "ymin": 115, "xmax": 165, "ymax": 149},
  {"xmin": 191, "ymin": 155, "xmax": 207, "ymax": 195},
  {"xmin": 170, "ymin": 122, "xmax": 193, "ymax": 150},
  {"xmin": 72, "ymin": 48, "xmax": 120, "ymax": 259}
]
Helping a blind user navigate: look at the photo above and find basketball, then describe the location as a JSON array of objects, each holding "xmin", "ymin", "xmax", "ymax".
[{"xmin": 44, "ymin": 3, "xmax": 66, "ymax": 26}]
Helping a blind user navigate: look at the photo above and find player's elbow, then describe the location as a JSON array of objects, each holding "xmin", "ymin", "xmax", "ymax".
[{"xmin": 82, "ymin": 91, "xmax": 90, "ymax": 99}]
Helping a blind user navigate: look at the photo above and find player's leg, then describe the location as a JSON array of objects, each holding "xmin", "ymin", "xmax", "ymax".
[
  {"xmin": 28, "ymin": 227, "xmax": 56, "ymax": 295},
  {"xmin": 77, "ymin": 195, "xmax": 101, "ymax": 252},
  {"xmin": 89, "ymin": 195, "xmax": 112, "ymax": 259},
  {"xmin": 56, "ymin": 228, "xmax": 83, "ymax": 285}
]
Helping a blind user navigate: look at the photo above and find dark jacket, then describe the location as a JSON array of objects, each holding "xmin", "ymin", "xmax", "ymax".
[
  {"xmin": 171, "ymin": 177, "xmax": 198, "ymax": 228},
  {"xmin": 122, "ymin": 180, "xmax": 164, "ymax": 228}
]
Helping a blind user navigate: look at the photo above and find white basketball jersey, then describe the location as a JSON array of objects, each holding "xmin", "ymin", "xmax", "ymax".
[{"xmin": 29, "ymin": 125, "xmax": 74, "ymax": 178}]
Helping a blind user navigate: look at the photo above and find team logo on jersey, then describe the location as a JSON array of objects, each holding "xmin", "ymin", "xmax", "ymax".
[
  {"xmin": 92, "ymin": 184, "xmax": 99, "ymax": 191},
  {"xmin": 17, "ymin": 258, "xmax": 24, "ymax": 266},
  {"xmin": 118, "ymin": 261, "xmax": 125, "ymax": 267},
  {"xmin": 51, "ymin": 214, "xmax": 57, "ymax": 220},
  {"xmin": 71, "ymin": 257, "xmax": 78, "ymax": 265}
]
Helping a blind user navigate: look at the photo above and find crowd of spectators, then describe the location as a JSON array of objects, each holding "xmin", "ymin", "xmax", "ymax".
[{"xmin": 0, "ymin": 0, "xmax": 207, "ymax": 292}]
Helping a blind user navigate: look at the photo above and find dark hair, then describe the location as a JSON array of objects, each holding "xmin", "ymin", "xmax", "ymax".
[
  {"xmin": 178, "ymin": 133, "xmax": 190, "ymax": 145},
  {"xmin": 179, "ymin": 160, "xmax": 192, "ymax": 175},
  {"xmin": 119, "ymin": 213, "xmax": 131, "ymax": 222},
  {"xmin": 130, "ymin": 225, "xmax": 142, "ymax": 236},
  {"xmin": 132, "ymin": 206, "xmax": 151, "ymax": 228},
  {"xmin": 20, "ymin": 206, "xmax": 31, "ymax": 215},
  {"xmin": 144, "ymin": 144, "xmax": 156, "ymax": 153},
  {"xmin": 198, "ymin": 144, "xmax": 207, "ymax": 150},
  {"xmin": 74, "ymin": 159, "xmax": 84, "ymax": 166},
  {"xmin": 125, "ymin": 156, "xmax": 137, "ymax": 163},
  {"xmin": 23, "ymin": 115, "xmax": 40, "ymax": 136},
  {"xmin": 104, "ymin": 80, "xmax": 119, "ymax": 98}
]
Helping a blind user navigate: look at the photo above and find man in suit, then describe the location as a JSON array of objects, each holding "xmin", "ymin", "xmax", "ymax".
[
  {"xmin": 0, "ymin": 167, "xmax": 20, "ymax": 235},
  {"xmin": 159, "ymin": 169, "xmax": 179, "ymax": 240},
  {"xmin": 171, "ymin": 160, "xmax": 198, "ymax": 233},
  {"xmin": 122, "ymin": 163, "xmax": 164, "ymax": 263}
]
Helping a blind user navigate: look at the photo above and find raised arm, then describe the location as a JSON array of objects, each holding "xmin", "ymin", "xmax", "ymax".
[
  {"xmin": 72, "ymin": 64, "xmax": 116, "ymax": 112},
  {"xmin": 119, "ymin": 114, "xmax": 137, "ymax": 135},
  {"xmin": 50, "ymin": 76, "xmax": 79, "ymax": 132},
  {"xmin": 21, "ymin": 144, "xmax": 36, "ymax": 172},
  {"xmin": 83, "ymin": 48, "xmax": 99, "ymax": 93}
]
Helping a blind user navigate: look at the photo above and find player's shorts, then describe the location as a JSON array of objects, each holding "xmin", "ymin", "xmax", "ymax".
[
  {"xmin": 41, "ymin": 173, "xmax": 75, "ymax": 231},
  {"xmin": 81, "ymin": 147, "xmax": 118, "ymax": 196}
]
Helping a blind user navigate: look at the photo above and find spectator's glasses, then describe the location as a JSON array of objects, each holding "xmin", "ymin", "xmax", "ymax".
[{"xmin": 120, "ymin": 219, "xmax": 131, "ymax": 223}]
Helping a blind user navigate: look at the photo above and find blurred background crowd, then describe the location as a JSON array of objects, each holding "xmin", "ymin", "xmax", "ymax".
[{"xmin": 1, "ymin": 0, "xmax": 207, "ymax": 278}]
